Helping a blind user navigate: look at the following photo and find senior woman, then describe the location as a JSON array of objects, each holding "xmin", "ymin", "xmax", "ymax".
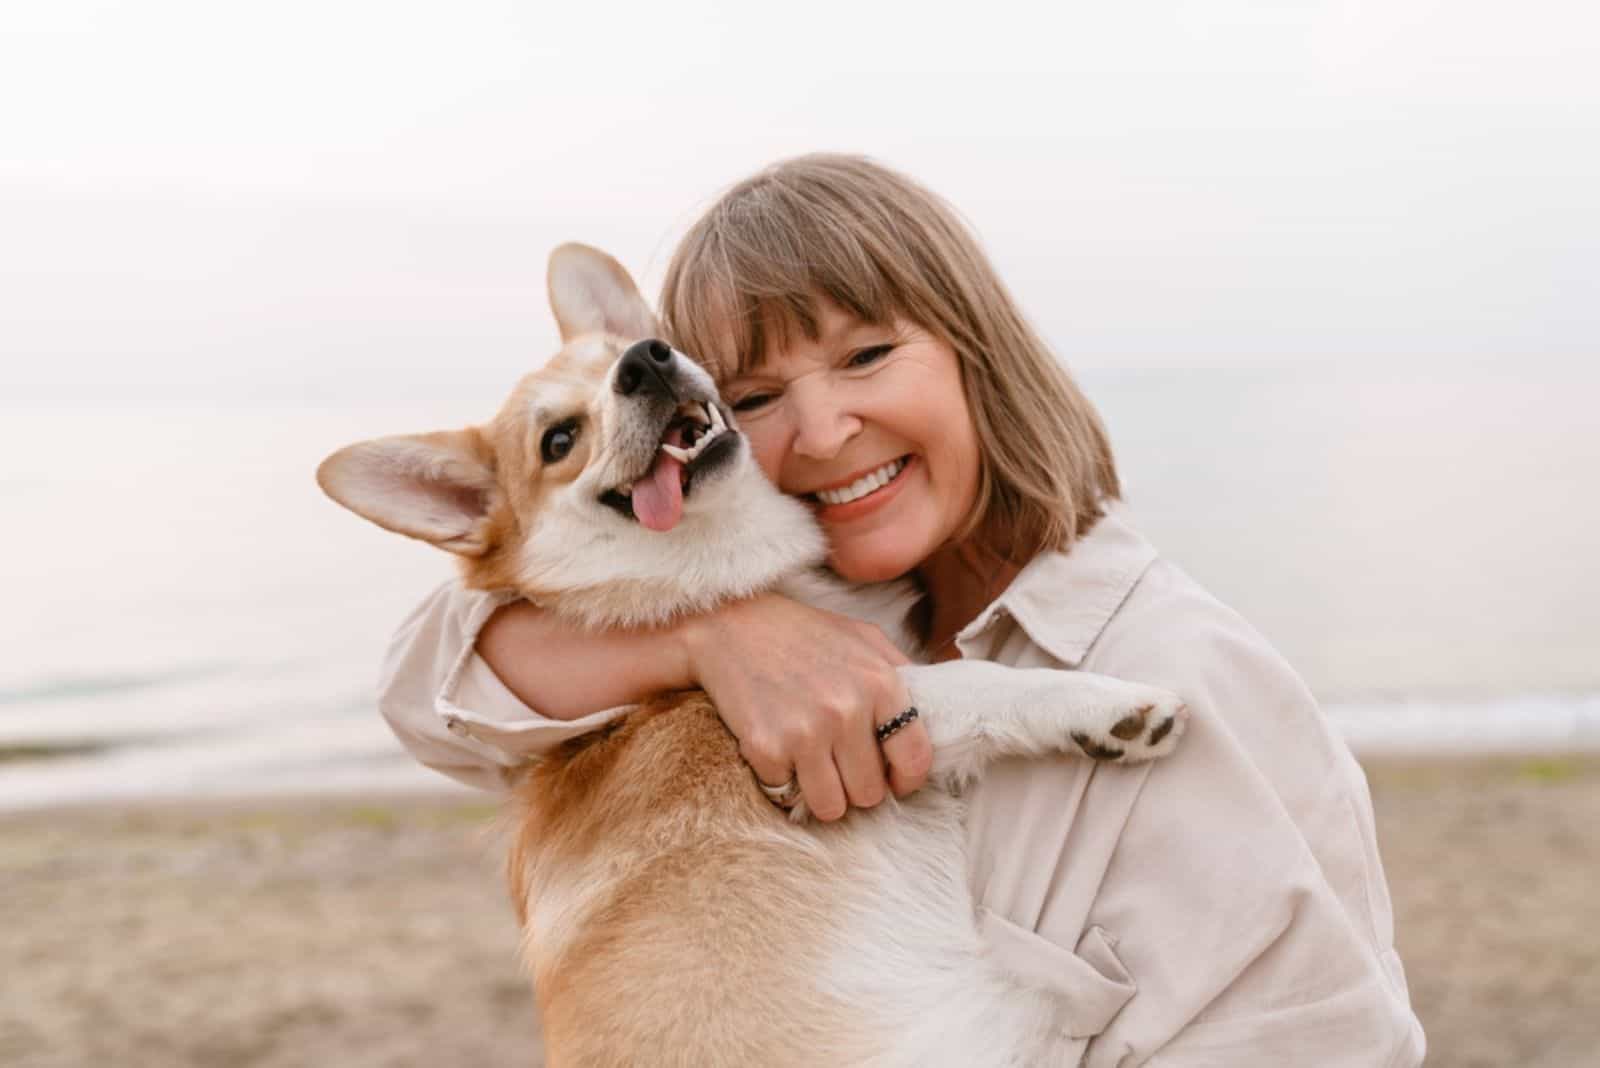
[{"xmin": 379, "ymin": 154, "xmax": 1424, "ymax": 1065}]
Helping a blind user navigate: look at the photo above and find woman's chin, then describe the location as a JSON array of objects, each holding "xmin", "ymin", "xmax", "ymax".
[{"xmin": 826, "ymin": 545, "xmax": 922, "ymax": 585}]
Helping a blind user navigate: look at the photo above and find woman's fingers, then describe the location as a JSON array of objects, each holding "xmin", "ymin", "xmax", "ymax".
[
  {"xmin": 739, "ymin": 734, "xmax": 796, "ymax": 798},
  {"xmin": 881, "ymin": 717, "xmax": 934, "ymax": 797},
  {"xmin": 830, "ymin": 647, "xmax": 908, "ymax": 812},
  {"xmin": 794, "ymin": 745, "xmax": 849, "ymax": 822},
  {"xmin": 688, "ymin": 593, "xmax": 936, "ymax": 819},
  {"xmin": 833, "ymin": 709, "xmax": 890, "ymax": 811},
  {"xmin": 868, "ymin": 663, "xmax": 930, "ymax": 798}
]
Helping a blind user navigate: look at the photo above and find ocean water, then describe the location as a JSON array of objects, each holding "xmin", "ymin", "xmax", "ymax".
[{"xmin": 4, "ymin": 362, "xmax": 1597, "ymax": 810}]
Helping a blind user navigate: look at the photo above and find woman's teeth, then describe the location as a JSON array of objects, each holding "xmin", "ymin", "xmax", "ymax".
[
  {"xmin": 815, "ymin": 457, "xmax": 908, "ymax": 506},
  {"xmin": 659, "ymin": 402, "xmax": 727, "ymax": 464}
]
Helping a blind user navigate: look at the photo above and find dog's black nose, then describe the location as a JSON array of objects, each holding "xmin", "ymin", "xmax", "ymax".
[{"xmin": 614, "ymin": 339, "xmax": 678, "ymax": 397}]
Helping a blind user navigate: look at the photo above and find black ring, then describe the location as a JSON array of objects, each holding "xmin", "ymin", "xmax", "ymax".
[{"xmin": 875, "ymin": 706, "xmax": 920, "ymax": 743}]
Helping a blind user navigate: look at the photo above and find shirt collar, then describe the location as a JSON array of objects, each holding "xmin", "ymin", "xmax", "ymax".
[{"xmin": 954, "ymin": 504, "xmax": 1157, "ymax": 668}]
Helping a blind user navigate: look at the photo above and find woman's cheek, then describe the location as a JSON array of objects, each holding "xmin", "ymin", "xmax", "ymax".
[{"xmin": 744, "ymin": 422, "xmax": 786, "ymax": 484}]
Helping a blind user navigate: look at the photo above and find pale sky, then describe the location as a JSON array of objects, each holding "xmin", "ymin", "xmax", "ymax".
[{"xmin": 2, "ymin": 0, "xmax": 1595, "ymax": 402}]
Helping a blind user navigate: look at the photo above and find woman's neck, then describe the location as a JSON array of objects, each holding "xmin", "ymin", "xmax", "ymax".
[{"xmin": 914, "ymin": 533, "xmax": 1025, "ymax": 660}]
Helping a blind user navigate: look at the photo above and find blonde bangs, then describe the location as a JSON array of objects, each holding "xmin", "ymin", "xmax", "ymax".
[
  {"xmin": 660, "ymin": 154, "xmax": 1121, "ymax": 554},
  {"xmin": 661, "ymin": 183, "xmax": 903, "ymax": 384}
]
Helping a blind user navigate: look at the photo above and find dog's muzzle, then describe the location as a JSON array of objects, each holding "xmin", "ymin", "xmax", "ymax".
[{"xmin": 599, "ymin": 341, "xmax": 741, "ymax": 532}]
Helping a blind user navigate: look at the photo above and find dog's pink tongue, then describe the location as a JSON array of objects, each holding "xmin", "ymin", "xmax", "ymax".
[{"xmin": 632, "ymin": 451, "xmax": 684, "ymax": 532}]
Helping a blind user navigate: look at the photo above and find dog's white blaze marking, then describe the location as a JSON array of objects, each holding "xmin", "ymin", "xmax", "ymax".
[{"xmin": 816, "ymin": 458, "xmax": 907, "ymax": 506}]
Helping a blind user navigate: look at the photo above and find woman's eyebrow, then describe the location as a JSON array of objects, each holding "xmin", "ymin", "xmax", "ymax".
[
  {"xmin": 831, "ymin": 317, "xmax": 898, "ymax": 348},
  {"xmin": 723, "ymin": 363, "xmax": 777, "ymax": 385}
]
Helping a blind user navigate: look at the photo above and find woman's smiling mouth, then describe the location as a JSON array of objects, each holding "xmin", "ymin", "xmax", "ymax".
[{"xmin": 807, "ymin": 455, "xmax": 915, "ymax": 520}]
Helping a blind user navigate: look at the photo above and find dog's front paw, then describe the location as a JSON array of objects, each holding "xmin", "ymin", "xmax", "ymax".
[{"xmin": 1071, "ymin": 687, "xmax": 1188, "ymax": 764}]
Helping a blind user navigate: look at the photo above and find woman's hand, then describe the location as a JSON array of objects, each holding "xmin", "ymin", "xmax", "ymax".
[{"xmin": 682, "ymin": 593, "xmax": 934, "ymax": 821}]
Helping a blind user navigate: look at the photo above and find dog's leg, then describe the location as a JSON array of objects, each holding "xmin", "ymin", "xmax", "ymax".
[{"xmin": 900, "ymin": 661, "xmax": 1188, "ymax": 790}]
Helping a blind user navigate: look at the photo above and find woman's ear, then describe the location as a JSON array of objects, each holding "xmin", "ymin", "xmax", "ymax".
[
  {"xmin": 316, "ymin": 428, "xmax": 498, "ymax": 556},
  {"xmin": 547, "ymin": 243, "xmax": 658, "ymax": 343}
]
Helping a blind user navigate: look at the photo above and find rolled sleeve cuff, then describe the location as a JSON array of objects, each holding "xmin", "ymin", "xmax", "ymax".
[
  {"xmin": 378, "ymin": 581, "xmax": 631, "ymax": 792},
  {"xmin": 444, "ymin": 647, "xmax": 632, "ymax": 759}
]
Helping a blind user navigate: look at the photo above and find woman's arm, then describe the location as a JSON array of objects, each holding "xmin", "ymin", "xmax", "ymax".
[
  {"xmin": 380, "ymin": 581, "xmax": 933, "ymax": 818},
  {"xmin": 474, "ymin": 599, "xmax": 695, "ymax": 722},
  {"xmin": 478, "ymin": 591, "xmax": 932, "ymax": 820}
]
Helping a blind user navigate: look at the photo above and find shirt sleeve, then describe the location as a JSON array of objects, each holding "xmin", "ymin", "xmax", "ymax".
[{"xmin": 376, "ymin": 580, "xmax": 634, "ymax": 792}]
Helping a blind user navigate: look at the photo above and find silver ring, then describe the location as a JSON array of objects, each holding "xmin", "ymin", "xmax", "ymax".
[{"xmin": 756, "ymin": 772, "xmax": 802, "ymax": 808}]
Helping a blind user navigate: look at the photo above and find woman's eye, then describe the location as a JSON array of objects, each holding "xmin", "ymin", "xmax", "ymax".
[
  {"xmin": 540, "ymin": 420, "xmax": 579, "ymax": 463},
  {"xmin": 847, "ymin": 344, "xmax": 894, "ymax": 368},
  {"xmin": 730, "ymin": 393, "xmax": 774, "ymax": 413}
]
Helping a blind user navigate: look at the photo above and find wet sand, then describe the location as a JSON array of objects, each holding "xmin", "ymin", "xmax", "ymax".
[
  {"xmin": 3, "ymin": 755, "xmax": 1597, "ymax": 1067},
  {"xmin": 1363, "ymin": 755, "xmax": 1600, "ymax": 1067}
]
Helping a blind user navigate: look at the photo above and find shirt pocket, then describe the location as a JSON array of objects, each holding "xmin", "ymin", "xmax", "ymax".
[{"xmin": 978, "ymin": 907, "xmax": 1137, "ymax": 1041}]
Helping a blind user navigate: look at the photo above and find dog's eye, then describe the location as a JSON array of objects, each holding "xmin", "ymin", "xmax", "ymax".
[{"xmin": 540, "ymin": 420, "xmax": 580, "ymax": 464}]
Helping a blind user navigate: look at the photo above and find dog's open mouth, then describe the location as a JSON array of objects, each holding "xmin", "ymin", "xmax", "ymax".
[{"xmin": 600, "ymin": 400, "xmax": 738, "ymax": 532}]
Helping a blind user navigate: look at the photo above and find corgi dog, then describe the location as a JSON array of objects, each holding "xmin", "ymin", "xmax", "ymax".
[{"xmin": 318, "ymin": 244, "xmax": 1187, "ymax": 1066}]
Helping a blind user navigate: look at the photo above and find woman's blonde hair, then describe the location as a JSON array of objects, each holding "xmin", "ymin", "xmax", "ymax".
[{"xmin": 659, "ymin": 153, "xmax": 1120, "ymax": 555}]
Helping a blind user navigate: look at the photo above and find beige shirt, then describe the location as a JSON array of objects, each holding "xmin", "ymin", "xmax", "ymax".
[{"xmin": 378, "ymin": 510, "xmax": 1424, "ymax": 1066}]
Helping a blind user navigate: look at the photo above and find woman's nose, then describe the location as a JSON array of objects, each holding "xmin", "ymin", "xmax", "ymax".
[{"xmin": 789, "ymin": 380, "xmax": 860, "ymax": 460}]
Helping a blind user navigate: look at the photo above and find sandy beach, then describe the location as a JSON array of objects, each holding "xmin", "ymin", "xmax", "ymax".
[{"xmin": 3, "ymin": 754, "xmax": 1597, "ymax": 1067}]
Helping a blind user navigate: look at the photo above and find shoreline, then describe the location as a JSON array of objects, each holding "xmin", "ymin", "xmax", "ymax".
[
  {"xmin": 4, "ymin": 755, "xmax": 1597, "ymax": 1067},
  {"xmin": 5, "ymin": 686, "xmax": 1599, "ymax": 816},
  {"xmin": 5, "ymin": 735, "xmax": 1599, "ymax": 818}
]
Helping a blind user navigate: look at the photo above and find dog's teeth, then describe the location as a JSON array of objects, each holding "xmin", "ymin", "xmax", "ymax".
[
  {"xmin": 661, "ymin": 444, "xmax": 692, "ymax": 462},
  {"xmin": 708, "ymin": 403, "xmax": 725, "ymax": 431},
  {"xmin": 619, "ymin": 482, "xmax": 633, "ymax": 496}
]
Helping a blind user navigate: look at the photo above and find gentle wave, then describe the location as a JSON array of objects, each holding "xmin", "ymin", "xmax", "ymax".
[
  {"xmin": 0, "ymin": 714, "xmax": 458, "ymax": 811},
  {"xmin": 0, "ymin": 662, "xmax": 236, "ymax": 707},
  {"xmin": 1327, "ymin": 693, "xmax": 1600, "ymax": 755},
  {"xmin": 2, "ymin": 688, "xmax": 1597, "ymax": 812}
]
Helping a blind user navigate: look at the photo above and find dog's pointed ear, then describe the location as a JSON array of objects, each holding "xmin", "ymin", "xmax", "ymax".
[
  {"xmin": 317, "ymin": 429, "xmax": 498, "ymax": 556},
  {"xmin": 547, "ymin": 243, "xmax": 658, "ymax": 343}
]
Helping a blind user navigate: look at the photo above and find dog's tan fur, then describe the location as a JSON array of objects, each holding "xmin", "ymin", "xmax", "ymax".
[
  {"xmin": 319, "ymin": 243, "xmax": 1187, "ymax": 1067},
  {"xmin": 510, "ymin": 695, "xmax": 880, "ymax": 1063},
  {"xmin": 451, "ymin": 342, "xmax": 618, "ymax": 594}
]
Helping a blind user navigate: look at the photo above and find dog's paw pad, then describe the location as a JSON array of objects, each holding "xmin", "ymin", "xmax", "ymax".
[
  {"xmin": 1078, "ymin": 694, "xmax": 1189, "ymax": 764},
  {"xmin": 1071, "ymin": 730, "xmax": 1126, "ymax": 761},
  {"xmin": 1110, "ymin": 710, "xmax": 1150, "ymax": 740},
  {"xmin": 1148, "ymin": 713, "xmax": 1178, "ymax": 747},
  {"xmin": 1120, "ymin": 697, "xmax": 1187, "ymax": 761}
]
